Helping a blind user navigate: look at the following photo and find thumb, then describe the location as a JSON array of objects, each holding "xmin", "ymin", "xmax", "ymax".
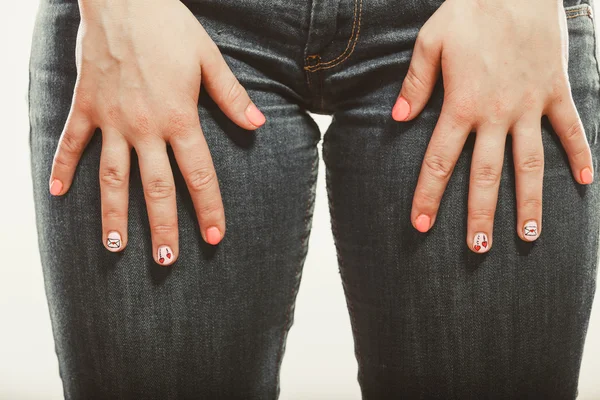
[
  {"xmin": 392, "ymin": 31, "xmax": 442, "ymax": 122},
  {"xmin": 200, "ymin": 40, "xmax": 266, "ymax": 130}
]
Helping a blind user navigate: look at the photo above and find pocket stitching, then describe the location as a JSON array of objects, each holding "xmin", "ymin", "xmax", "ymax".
[{"xmin": 565, "ymin": 3, "xmax": 593, "ymax": 19}]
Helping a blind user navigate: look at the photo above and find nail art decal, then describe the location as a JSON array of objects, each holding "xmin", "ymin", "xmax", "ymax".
[
  {"xmin": 473, "ymin": 232, "xmax": 489, "ymax": 253},
  {"xmin": 524, "ymin": 220, "xmax": 538, "ymax": 241},
  {"xmin": 106, "ymin": 231, "xmax": 121, "ymax": 251},
  {"xmin": 158, "ymin": 245, "xmax": 173, "ymax": 265}
]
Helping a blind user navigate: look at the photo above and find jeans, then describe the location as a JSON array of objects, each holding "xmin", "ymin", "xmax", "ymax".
[{"xmin": 28, "ymin": 0, "xmax": 600, "ymax": 398}]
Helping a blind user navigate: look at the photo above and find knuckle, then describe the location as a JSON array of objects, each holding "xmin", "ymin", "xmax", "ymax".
[
  {"xmin": 472, "ymin": 165, "xmax": 500, "ymax": 188},
  {"xmin": 516, "ymin": 154, "xmax": 544, "ymax": 173},
  {"xmin": 102, "ymin": 208, "xmax": 124, "ymax": 220},
  {"xmin": 166, "ymin": 107, "xmax": 197, "ymax": 137},
  {"xmin": 60, "ymin": 131, "xmax": 84, "ymax": 155},
  {"xmin": 100, "ymin": 166, "xmax": 128, "ymax": 188},
  {"xmin": 423, "ymin": 154, "xmax": 454, "ymax": 181},
  {"xmin": 468, "ymin": 207, "xmax": 495, "ymax": 221},
  {"xmin": 225, "ymin": 80, "xmax": 245, "ymax": 106},
  {"xmin": 188, "ymin": 167, "xmax": 217, "ymax": 193},
  {"xmin": 570, "ymin": 145, "xmax": 589, "ymax": 160},
  {"xmin": 150, "ymin": 224, "xmax": 176, "ymax": 235},
  {"xmin": 145, "ymin": 178, "xmax": 175, "ymax": 200},
  {"xmin": 413, "ymin": 189, "xmax": 440, "ymax": 210},
  {"xmin": 520, "ymin": 198, "xmax": 542, "ymax": 210},
  {"xmin": 564, "ymin": 121, "xmax": 585, "ymax": 141},
  {"xmin": 403, "ymin": 67, "xmax": 429, "ymax": 95},
  {"xmin": 53, "ymin": 153, "xmax": 72, "ymax": 170}
]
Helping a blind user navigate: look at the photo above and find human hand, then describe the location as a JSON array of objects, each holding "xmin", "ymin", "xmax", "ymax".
[
  {"xmin": 392, "ymin": 0, "xmax": 594, "ymax": 253},
  {"xmin": 48, "ymin": 0, "xmax": 266, "ymax": 265}
]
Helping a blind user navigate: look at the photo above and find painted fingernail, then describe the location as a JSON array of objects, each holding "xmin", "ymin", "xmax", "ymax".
[
  {"xmin": 157, "ymin": 245, "xmax": 174, "ymax": 266},
  {"xmin": 206, "ymin": 226, "xmax": 222, "ymax": 245},
  {"xmin": 49, "ymin": 179, "xmax": 63, "ymax": 196},
  {"xmin": 523, "ymin": 220, "xmax": 539, "ymax": 241},
  {"xmin": 472, "ymin": 232, "xmax": 490, "ymax": 253},
  {"xmin": 106, "ymin": 231, "xmax": 122, "ymax": 251},
  {"xmin": 581, "ymin": 167, "xmax": 593, "ymax": 184},
  {"xmin": 245, "ymin": 102, "xmax": 266, "ymax": 127},
  {"xmin": 392, "ymin": 96, "xmax": 411, "ymax": 121},
  {"xmin": 415, "ymin": 214, "xmax": 431, "ymax": 233}
]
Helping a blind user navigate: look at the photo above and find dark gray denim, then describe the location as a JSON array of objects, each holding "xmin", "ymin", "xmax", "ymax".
[{"xmin": 28, "ymin": 0, "xmax": 600, "ymax": 398}]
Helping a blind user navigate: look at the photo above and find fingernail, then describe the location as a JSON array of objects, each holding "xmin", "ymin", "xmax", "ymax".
[
  {"xmin": 523, "ymin": 220, "xmax": 538, "ymax": 241},
  {"xmin": 415, "ymin": 214, "xmax": 431, "ymax": 233},
  {"xmin": 472, "ymin": 232, "xmax": 490, "ymax": 253},
  {"xmin": 581, "ymin": 167, "xmax": 594, "ymax": 184},
  {"xmin": 157, "ymin": 245, "xmax": 174, "ymax": 266},
  {"xmin": 206, "ymin": 226, "xmax": 222, "ymax": 245},
  {"xmin": 49, "ymin": 179, "xmax": 63, "ymax": 196},
  {"xmin": 106, "ymin": 231, "xmax": 122, "ymax": 251},
  {"xmin": 245, "ymin": 102, "xmax": 266, "ymax": 127},
  {"xmin": 392, "ymin": 96, "xmax": 411, "ymax": 121}
]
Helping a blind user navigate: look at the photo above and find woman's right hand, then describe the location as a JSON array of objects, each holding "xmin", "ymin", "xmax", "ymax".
[{"xmin": 48, "ymin": 0, "xmax": 266, "ymax": 265}]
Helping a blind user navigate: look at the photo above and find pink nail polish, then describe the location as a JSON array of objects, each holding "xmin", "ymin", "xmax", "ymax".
[
  {"xmin": 245, "ymin": 103, "xmax": 266, "ymax": 127},
  {"xmin": 106, "ymin": 231, "xmax": 122, "ymax": 251},
  {"xmin": 157, "ymin": 245, "xmax": 174, "ymax": 266},
  {"xmin": 206, "ymin": 226, "xmax": 222, "ymax": 245},
  {"xmin": 581, "ymin": 167, "xmax": 593, "ymax": 184},
  {"xmin": 523, "ymin": 220, "xmax": 538, "ymax": 241},
  {"xmin": 392, "ymin": 96, "xmax": 411, "ymax": 121},
  {"xmin": 473, "ymin": 232, "xmax": 489, "ymax": 253},
  {"xmin": 415, "ymin": 214, "xmax": 431, "ymax": 232},
  {"xmin": 49, "ymin": 179, "xmax": 63, "ymax": 196}
]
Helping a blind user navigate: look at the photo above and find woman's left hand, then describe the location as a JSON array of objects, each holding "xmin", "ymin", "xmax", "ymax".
[{"xmin": 392, "ymin": 0, "xmax": 594, "ymax": 253}]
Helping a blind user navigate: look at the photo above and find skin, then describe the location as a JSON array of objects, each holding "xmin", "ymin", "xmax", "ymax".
[
  {"xmin": 49, "ymin": 0, "xmax": 265, "ymax": 265},
  {"xmin": 392, "ymin": 0, "xmax": 594, "ymax": 252}
]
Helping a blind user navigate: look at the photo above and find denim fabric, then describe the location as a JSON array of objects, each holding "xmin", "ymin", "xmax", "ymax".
[{"xmin": 28, "ymin": 0, "xmax": 600, "ymax": 399}]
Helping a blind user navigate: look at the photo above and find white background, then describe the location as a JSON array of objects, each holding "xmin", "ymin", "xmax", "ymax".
[{"xmin": 1, "ymin": 1, "xmax": 599, "ymax": 399}]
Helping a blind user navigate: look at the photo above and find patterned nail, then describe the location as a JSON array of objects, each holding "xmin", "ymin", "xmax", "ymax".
[
  {"xmin": 157, "ymin": 245, "xmax": 174, "ymax": 266},
  {"xmin": 472, "ymin": 232, "xmax": 489, "ymax": 253},
  {"xmin": 523, "ymin": 220, "xmax": 538, "ymax": 241},
  {"xmin": 106, "ymin": 231, "xmax": 122, "ymax": 251}
]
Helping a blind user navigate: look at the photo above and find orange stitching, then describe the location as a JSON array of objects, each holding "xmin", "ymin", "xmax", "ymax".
[
  {"xmin": 565, "ymin": 4, "xmax": 592, "ymax": 19},
  {"xmin": 311, "ymin": 0, "xmax": 358, "ymax": 67},
  {"xmin": 304, "ymin": 0, "xmax": 363, "ymax": 72}
]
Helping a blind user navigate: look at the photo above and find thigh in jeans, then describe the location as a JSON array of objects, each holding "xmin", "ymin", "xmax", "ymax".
[
  {"xmin": 28, "ymin": 1, "xmax": 319, "ymax": 398},
  {"xmin": 321, "ymin": 0, "xmax": 600, "ymax": 398}
]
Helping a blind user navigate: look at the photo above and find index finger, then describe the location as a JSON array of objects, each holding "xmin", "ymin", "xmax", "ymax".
[{"xmin": 411, "ymin": 107, "xmax": 471, "ymax": 232}]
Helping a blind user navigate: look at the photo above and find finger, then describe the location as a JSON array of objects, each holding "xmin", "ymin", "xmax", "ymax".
[
  {"xmin": 169, "ymin": 117, "xmax": 225, "ymax": 246},
  {"xmin": 467, "ymin": 125, "xmax": 507, "ymax": 253},
  {"xmin": 49, "ymin": 102, "xmax": 96, "ymax": 196},
  {"xmin": 99, "ymin": 129, "xmax": 131, "ymax": 252},
  {"xmin": 411, "ymin": 105, "xmax": 471, "ymax": 233},
  {"xmin": 546, "ymin": 83, "xmax": 594, "ymax": 185},
  {"xmin": 392, "ymin": 29, "xmax": 442, "ymax": 122},
  {"xmin": 136, "ymin": 139, "xmax": 179, "ymax": 266},
  {"xmin": 512, "ymin": 116, "xmax": 544, "ymax": 242},
  {"xmin": 200, "ymin": 40, "xmax": 266, "ymax": 130}
]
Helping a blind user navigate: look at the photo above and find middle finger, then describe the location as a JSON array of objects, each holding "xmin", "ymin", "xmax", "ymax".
[{"xmin": 467, "ymin": 124, "xmax": 507, "ymax": 253}]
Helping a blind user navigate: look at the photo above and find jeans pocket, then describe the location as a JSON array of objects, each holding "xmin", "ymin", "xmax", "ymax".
[{"xmin": 563, "ymin": 1, "xmax": 600, "ymax": 147}]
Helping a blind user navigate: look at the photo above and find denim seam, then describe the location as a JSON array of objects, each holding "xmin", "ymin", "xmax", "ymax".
[
  {"xmin": 273, "ymin": 150, "xmax": 319, "ymax": 398},
  {"xmin": 324, "ymin": 163, "xmax": 365, "ymax": 385},
  {"xmin": 303, "ymin": 0, "xmax": 363, "ymax": 72}
]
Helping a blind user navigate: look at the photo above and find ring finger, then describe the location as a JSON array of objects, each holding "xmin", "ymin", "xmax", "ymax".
[{"xmin": 136, "ymin": 140, "xmax": 179, "ymax": 266}]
